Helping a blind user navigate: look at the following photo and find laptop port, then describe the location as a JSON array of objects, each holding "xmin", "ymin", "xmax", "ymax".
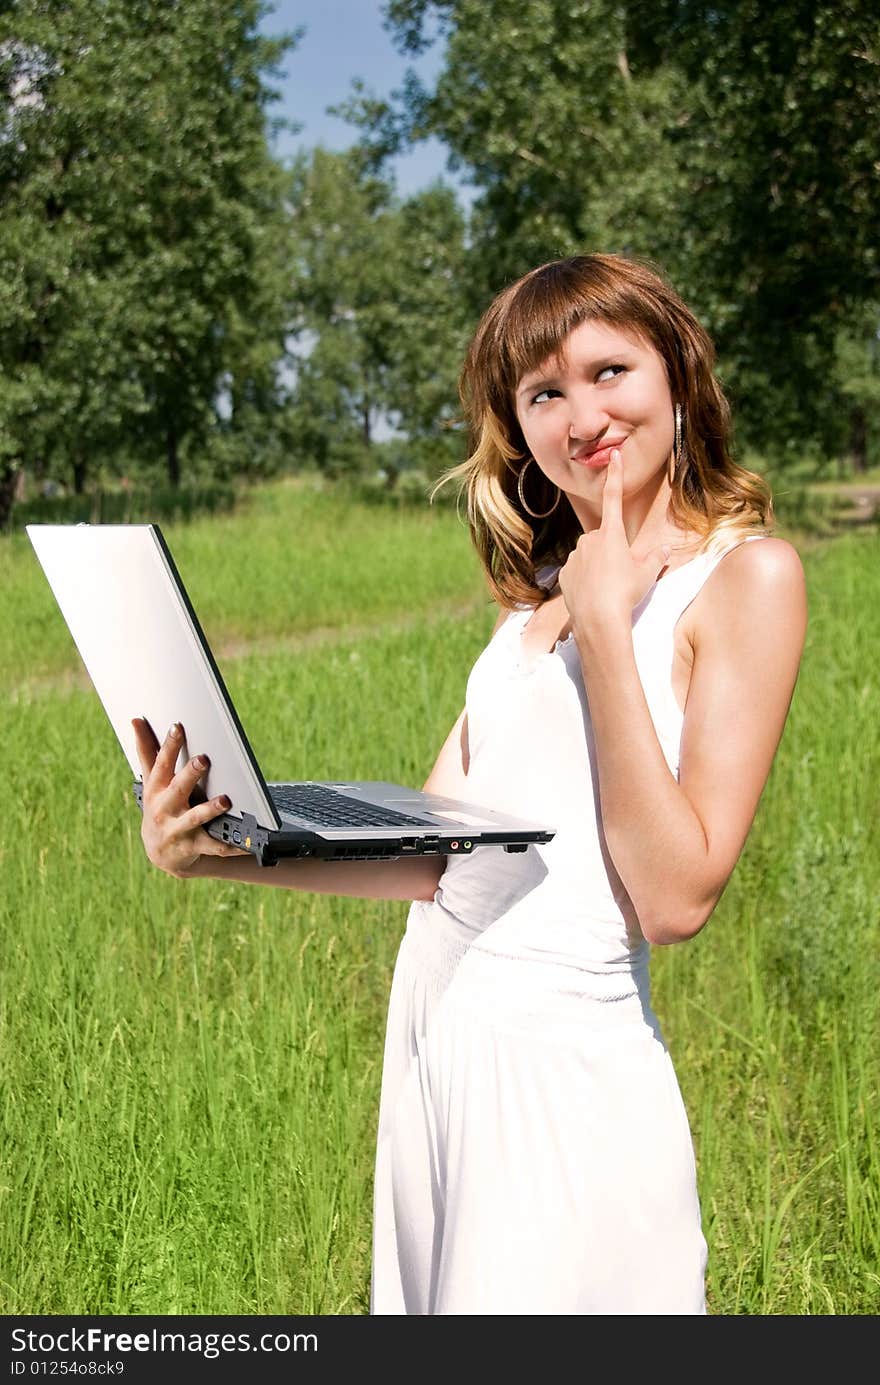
[{"xmin": 400, "ymin": 837, "xmax": 418, "ymax": 852}]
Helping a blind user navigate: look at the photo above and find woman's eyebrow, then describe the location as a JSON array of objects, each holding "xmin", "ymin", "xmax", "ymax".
[
  {"xmin": 516, "ymin": 365, "xmax": 563, "ymax": 396},
  {"xmin": 517, "ymin": 352, "xmax": 634, "ymax": 396}
]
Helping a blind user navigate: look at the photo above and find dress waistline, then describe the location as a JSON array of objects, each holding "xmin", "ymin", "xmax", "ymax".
[{"xmin": 406, "ymin": 898, "xmax": 653, "ymax": 1010}]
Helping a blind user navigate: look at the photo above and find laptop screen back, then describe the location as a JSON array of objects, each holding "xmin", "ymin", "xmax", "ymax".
[{"xmin": 26, "ymin": 523, "xmax": 280, "ymax": 830}]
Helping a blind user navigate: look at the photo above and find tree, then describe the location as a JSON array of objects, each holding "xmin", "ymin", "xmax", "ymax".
[
  {"xmin": 625, "ymin": 0, "xmax": 880, "ymax": 454},
  {"xmin": 354, "ymin": 3, "xmax": 696, "ymax": 300},
  {"xmin": 286, "ymin": 147, "xmax": 468, "ymax": 478},
  {"xmin": 832, "ymin": 303, "xmax": 880, "ymax": 474},
  {"xmin": 357, "ymin": 0, "xmax": 880, "ymax": 461},
  {"xmin": 0, "ymin": 0, "xmax": 295, "ymax": 524}
]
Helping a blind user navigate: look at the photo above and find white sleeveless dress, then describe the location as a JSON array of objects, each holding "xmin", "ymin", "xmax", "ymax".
[{"xmin": 371, "ymin": 537, "xmax": 762, "ymax": 1315}]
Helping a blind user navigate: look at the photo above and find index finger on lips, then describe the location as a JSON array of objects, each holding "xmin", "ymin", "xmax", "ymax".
[{"xmin": 600, "ymin": 450, "xmax": 625, "ymax": 529}]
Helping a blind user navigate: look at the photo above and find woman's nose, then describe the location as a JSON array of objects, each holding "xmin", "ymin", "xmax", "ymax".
[{"xmin": 567, "ymin": 390, "xmax": 609, "ymax": 443}]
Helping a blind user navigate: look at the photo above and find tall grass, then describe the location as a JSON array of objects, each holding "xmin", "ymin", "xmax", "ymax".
[
  {"xmin": 653, "ymin": 531, "xmax": 880, "ymax": 1313},
  {"xmin": 2, "ymin": 480, "xmax": 488, "ymax": 697},
  {"xmin": 1, "ymin": 485, "xmax": 877, "ymax": 1314}
]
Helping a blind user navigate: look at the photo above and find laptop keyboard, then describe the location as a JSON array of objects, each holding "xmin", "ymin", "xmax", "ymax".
[{"xmin": 268, "ymin": 782, "xmax": 439, "ymax": 829}]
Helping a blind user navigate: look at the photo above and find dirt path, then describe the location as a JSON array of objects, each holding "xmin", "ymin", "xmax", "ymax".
[
  {"xmin": 836, "ymin": 486, "xmax": 880, "ymax": 515},
  {"xmin": 820, "ymin": 484, "xmax": 880, "ymax": 531}
]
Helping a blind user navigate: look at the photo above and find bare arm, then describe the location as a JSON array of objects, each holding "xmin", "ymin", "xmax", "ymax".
[
  {"xmin": 574, "ymin": 538, "xmax": 807, "ymax": 944},
  {"xmin": 181, "ymin": 848, "xmax": 445, "ymax": 900}
]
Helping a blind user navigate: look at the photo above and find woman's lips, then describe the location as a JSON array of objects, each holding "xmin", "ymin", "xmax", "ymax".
[{"xmin": 572, "ymin": 441, "xmax": 623, "ymax": 469}]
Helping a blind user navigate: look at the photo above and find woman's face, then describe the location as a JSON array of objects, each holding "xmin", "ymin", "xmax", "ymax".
[{"xmin": 513, "ymin": 318, "xmax": 676, "ymax": 531}]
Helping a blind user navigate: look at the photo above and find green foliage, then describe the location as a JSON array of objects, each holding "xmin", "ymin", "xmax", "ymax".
[
  {"xmin": 767, "ymin": 483, "xmax": 838, "ymax": 537},
  {"xmin": 626, "ymin": 0, "xmax": 880, "ymax": 455},
  {"xmin": 9, "ymin": 481, "xmax": 236, "ymax": 530},
  {"xmin": 381, "ymin": 0, "xmax": 680, "ymax": 296},
  {"xmin": 832, "ymin": 302, "xmax": 880, "ymax": 471},
  {"xmin": 0, "ymin": 0, "xmax": 295, "ymax": 519},
  {"xmin": 3, "ymin": 0, "xmax": 877, "ymax": 534},
  {"xmin": 285, "ymin": 147, "xmax": 469, "ymax": 476},
  {"xmin": 375, "ymin": 0, "xmax": 880, "ymax": 463}
]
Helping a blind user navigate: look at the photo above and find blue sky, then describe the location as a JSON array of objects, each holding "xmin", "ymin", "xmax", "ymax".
[{"xmin": 257, "ymin": 0, "xmax": 460, "ymax": 198}]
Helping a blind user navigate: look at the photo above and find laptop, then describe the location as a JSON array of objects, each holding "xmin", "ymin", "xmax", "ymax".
[{"xmin": 26, "ymin": 523, "xmax": 556, "ymax": 867}]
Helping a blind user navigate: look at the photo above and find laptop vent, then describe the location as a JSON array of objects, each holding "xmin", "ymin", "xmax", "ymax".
[{"xmin": 331, "ymin": 845, "xmax": 399, "ymax": 860}]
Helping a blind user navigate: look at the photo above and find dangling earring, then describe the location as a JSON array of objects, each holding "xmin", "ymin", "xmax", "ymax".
[
  {"xmin": 517, "ymin": 457, "xmax": 561, "ymax": 519},
  {"xmin": 668, "ymin": 403, "xmax": 683, "ymax": 487}
]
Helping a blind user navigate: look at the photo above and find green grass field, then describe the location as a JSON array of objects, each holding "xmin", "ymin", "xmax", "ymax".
[{"xmin": 1, "ymin": 481, "xmax": 877, "ymax": 1315}]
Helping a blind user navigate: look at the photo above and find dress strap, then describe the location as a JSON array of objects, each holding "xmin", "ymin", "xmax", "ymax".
[{"xmin": 637, "ymin": 533, "xmax": 767, "ymax": 631}]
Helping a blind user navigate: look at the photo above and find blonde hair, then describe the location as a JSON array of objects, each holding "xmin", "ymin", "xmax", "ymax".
[{"xmin": 433, "ymin": 253, "xmax": 773, "ymax": 609}]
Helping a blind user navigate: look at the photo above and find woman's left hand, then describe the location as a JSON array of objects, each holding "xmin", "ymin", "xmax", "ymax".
[{"xmin": 558, "ymin": 450, "xmax": 670, "ymax": 639}]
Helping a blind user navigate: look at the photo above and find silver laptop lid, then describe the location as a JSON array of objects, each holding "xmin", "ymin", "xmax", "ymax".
[{"xmin": 26, "ymin": 523, "xmax": 280, "ymax": 831}]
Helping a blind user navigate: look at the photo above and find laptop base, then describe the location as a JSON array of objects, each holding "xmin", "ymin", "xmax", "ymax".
[{"xmin": 132, "ymin": 783, "xmax": 532, "ymax": 866}]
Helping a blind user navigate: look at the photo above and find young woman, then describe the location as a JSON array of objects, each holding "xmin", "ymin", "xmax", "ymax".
[{"xmin": 134, "ymin": 253, "xmax": 807, "ymax": 1315}]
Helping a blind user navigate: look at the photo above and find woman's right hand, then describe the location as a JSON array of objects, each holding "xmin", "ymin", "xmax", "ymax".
[{"xmin": 132, "ymin": 718, "xmax": 250, "ymax": 878}]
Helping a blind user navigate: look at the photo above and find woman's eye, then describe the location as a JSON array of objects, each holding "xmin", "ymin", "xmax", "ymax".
[
  {"xmin": 531, "ymin": 388, "xmax": 560, "ymax": 404},
  {"xmin": 597, "ymin": 364, "xmax": 625, "ymax": 383}
]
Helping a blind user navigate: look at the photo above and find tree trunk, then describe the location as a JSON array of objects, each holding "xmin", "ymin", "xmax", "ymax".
[
  {"xmin": 0, "ymin": 463, "xmax": 21, "ymax": 530},
  {"xmin": 362, "ymin": 394, "xmax": 371, "ymax": 449},
  {"xmin": 848, "ymin": 404, "xmax": 868, "ymax": 474},
  {"xmin": 166, "ymin": 426, "xmax": 180, "ymax": 487},
  {"xmin": 72, "ymin": 457, "xmax": 87, "ymax": 494}
]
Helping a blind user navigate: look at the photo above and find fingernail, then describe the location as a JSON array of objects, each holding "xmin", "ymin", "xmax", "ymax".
[
  {"xmin": 218, "ymin": 795, "xmax": 231, "ymax": 810},
  {"xmin": 193, "ymin": 754, "xmax": 209, "ymax": 771},
  {"xmin": 168, "ymin": 723, "xmax": 181, "ymax": 739},
  {"xmin": 611, "ymin": 448, "xmax": 621, "ymax": 461}
]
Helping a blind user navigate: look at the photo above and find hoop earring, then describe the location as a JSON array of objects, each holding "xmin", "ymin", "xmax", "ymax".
[
  {"xmin": 517, "ymin": 457, "xmax": 561, "ymax": 519},
  {"xmin": 668, "ymin": 403, "xmax": 684, "ymax": 487}
]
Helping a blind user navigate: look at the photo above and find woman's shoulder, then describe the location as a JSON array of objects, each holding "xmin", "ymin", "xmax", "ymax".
[
  {"xmin": 713, "ymin": 533, "xmax": 805, "ymax": 593},
  {"xmin": 693, "ymin": 533, "xmax": 807, "ymax": 646}
]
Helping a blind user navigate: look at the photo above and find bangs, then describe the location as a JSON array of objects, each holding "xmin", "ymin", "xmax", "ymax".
[
  {"xmin": 488, "ymin": 269, "xmax": 595, "ymax": 405},
  {"xmin": 479, "ymin": 258, "xmax": 663, "ymax": 416}
]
